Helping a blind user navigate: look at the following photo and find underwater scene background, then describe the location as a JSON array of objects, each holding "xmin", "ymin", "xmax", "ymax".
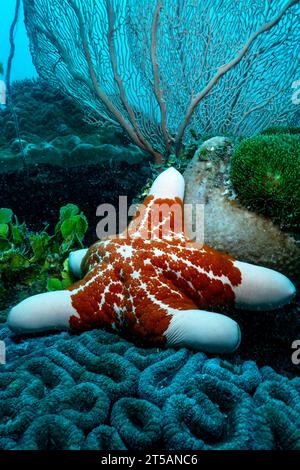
[{"xmin": 0, "ymin": 0, "xmax": 299, "ymax": 451}]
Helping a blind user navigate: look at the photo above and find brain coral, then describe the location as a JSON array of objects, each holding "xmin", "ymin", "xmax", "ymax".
[{"xmin": 0, "ymin": 324, "xmax": 299, "ymax": 450}]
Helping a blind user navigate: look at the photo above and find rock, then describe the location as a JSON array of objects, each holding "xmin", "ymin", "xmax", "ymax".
[
  {"xmin": 183, "ymin": 137, "xmax": 300, "ymax": 283},
  {"xmin": 50, "ymin": 135, "xmax": 81, "ymax": 151},
  {"xmin": 194, "ymin": 136, "xmax": 232, "ymax": 161}
]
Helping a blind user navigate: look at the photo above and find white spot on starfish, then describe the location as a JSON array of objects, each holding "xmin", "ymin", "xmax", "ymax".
[
  {"xmin": 117, "ymin": 245, "xmax": 134, "ymax": 259},
  {"xmin": 154, "ymin": 248, "xmax": 164, "ymax": 257},
  {"xmin": 132, "ymin": 271, "xmax": 141, "ymax": 280}
]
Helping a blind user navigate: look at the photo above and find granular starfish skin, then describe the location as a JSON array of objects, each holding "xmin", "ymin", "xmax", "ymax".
[
  {"xmin": 69, "ymin": 196, "xmax": 242, "ymax": 346},
  {"xmin": 8, "ymin": 167, "xmax": 295, "ymax": 353}
]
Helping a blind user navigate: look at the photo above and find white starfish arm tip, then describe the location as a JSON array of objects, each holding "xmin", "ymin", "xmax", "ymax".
[
  {"xmin": 233, "ymin": 261, "xmax": 296, "ymax": 311},
  {"xmin": 69, "ymin": 248, "xmax": 88, "ymax": 279},
  {"xmin": 8, "ymin": 291, "xmax": 77, "ymax": 334},
  {"xmin": 150, "ymin": 167, "xmax": 185, "ymax": 200},
  {"xmin": 165, "ymin": 309, "xmax": 241, "ymax": 354}
]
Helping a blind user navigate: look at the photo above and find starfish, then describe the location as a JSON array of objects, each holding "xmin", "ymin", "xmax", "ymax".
[{"xmin": 8, "ymin": 168, "xmax": 296, "ymax": 353}]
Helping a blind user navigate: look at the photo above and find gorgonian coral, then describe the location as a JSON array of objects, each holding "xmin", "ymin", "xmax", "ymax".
[{"xmin": 23, "ymin": 0, "xmax": 300, "ymax": 162}]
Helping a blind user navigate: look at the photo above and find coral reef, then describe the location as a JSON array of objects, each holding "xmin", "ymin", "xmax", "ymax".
[
  {"xmin": 0, "ymin": 79, "xmax": 149, "ymax": 173},
  {"xmin": 231, "ymin": 134, "xmax": 300, "ymax": 230},
  {"xmin": 0, "ymin": 325, "xmax": 299, "ymax": 450},
  {"xmin": 23, "ymin": 0, "xmax": 300, "ymax": 161}
]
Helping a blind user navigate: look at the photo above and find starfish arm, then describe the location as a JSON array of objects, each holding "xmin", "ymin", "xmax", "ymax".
[
  {"xmin": 120, "ymin": 268, "xmax": 197, "ymax": 347},
  {"xmin": 127, "ymin": 196, "xmax": 186, "ymax": 241},
  {"xmin": 149, "ymin": 167, "xmax": 185, "ymax": 200},
  {"xmin": 68, "ymin": 264, "xmax": 124, "ymax": 331},
  {"xmin": 8, "ymin": 290, "xmax": 77, "ymax": 334},
  {"xmin": 125, "ymin": 168, "xmax": 186, "ymax": 241},
  {"xmin": 158, "ymin": 243, "xmax": 296, "ymax": 312},
  {"xmin": 119, "ymin": 256, "xmax": 237, "ymax": 353},
  {"xmin": 151, "ymin": 242, "xmax": 242, "ymax": 310},
  {"xmin": 232, "ymin": 261, "xmax": 296, "ymax": 311},
  {"xmin": 69, "ymin": 248, "xmax": 88, "ymax": 279},
  {"xmin": 164, "ymin": 309, "xmax": 241, "ymax": 354},
  {"xmin": 8, "ymin": 263, "xmax": 124, "ymax": 334}
]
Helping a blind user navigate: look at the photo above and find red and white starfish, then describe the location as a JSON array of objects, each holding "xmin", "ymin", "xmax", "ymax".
[{"xmin": 8, "ymin": 168, "xmax": 296, "ymax": 353}]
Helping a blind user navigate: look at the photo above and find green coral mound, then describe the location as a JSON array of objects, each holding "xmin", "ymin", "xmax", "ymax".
[
  {"xmin": 230, "ymin": 134, "xmax": 300, "ymax": 230},
  {"xmin": 0, "ymin": 326, "xmax": 299, "ymax": 450}
]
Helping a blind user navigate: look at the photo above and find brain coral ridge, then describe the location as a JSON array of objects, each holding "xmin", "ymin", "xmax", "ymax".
[{"xmin": 0, "ymin": 325, "xmax": 299, "ymax": 450}]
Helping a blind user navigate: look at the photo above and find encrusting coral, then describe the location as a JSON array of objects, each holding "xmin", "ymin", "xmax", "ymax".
[{"xmin": 0, "ymin": 324, "xmax": 299, "ymax": 450}]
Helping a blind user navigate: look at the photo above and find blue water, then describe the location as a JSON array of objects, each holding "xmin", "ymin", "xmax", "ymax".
[{"xmin": 0, "ymin": 0, "xmax": 36, "ymax": 81}]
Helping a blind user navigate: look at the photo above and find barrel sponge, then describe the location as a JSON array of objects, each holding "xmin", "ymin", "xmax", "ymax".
[
  {"xmin": 139, "ymin": 350, "xmax": 206, "ymax": 406},
  {"xmin": 19, "ymin": 415, "xmax": 85, "ymax": 450},
  {"xmin": 39, "ymin": 383, "xmax": 110, "ymax": 432},
  {"xmin": 111, "ymin": 398, "xmax": 162, "ymax": 451},
  {"xmin": 254, "ymin": 379, "xmax": 300, "ymax": 449},
  {"xmin": 201, "ymin": 358, "xmax": 262, "ymax": 393},
  {"xmin": 84, "ymin": 425, "xmax": 127, "ymax": 450},
  {"xmin": 230, "ymin": 134, "xmax": 300, "ymax": 229}
]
